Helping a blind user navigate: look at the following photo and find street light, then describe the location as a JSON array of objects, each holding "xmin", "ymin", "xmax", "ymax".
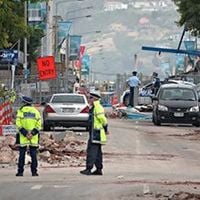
[
  {"xmin": 66, "ymin": 15, "xmax": 92, "ymax": 21},
  {"xmin": 65, "ymin": 6, "xmax": 93, "ymax": 19},
  {"xmin": 46, "ymin": 0, "xmax": 84, "ymax": 56}
]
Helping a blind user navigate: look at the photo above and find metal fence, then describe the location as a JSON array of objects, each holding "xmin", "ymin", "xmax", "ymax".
[{"xmin": 0, "ymin": 71, "xmax": 76, "ymax": 106}]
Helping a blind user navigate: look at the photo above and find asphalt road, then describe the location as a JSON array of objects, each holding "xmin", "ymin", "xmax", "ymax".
[{"xmin": 1, "ymin": 119, "xmax": 200, "ymax": 200}]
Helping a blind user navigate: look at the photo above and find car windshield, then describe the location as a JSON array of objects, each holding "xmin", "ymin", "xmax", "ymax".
[
  {"xmin": 160, "ymin": 88, "xmax": 196, "ymax": 101},
  {"xmin": 51, "ymin": 95, "xmax": 85, "ymax": 104}
]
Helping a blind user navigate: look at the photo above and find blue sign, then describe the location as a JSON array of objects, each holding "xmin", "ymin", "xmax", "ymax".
[
  {"xmin": 69, "ymin": 35, "xmax": 82, "ymax": 61},
  {"xmin": 81, "ymin": 55, "xmax": 90, "ymax": 75},
  {"xmin": 176, "ymin": 54, "xmax": 185, "ymax": 72},
  {"xmin": 0, "ymin": 49, "xmax": 18, "ymax": 65},
  {"xmin": 23, "ymin": 69, "xmax": 30, "ymax": 76},
  {"xmin": 184, "ymin": 40, "xmax": 196, "ymax": 51},
  {"xmin": 57, "ymin": 21, "xmax": 72, "ymax": 47}
]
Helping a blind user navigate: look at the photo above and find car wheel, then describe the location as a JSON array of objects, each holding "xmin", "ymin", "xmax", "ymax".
[
  {"xmin": 192, "ymin": 122, "xmax": 200, "ymax": 127},
  {"xmin": 43, "ymin": 121, "xmax": 51, "ymax": 131},
  {"xmin": 153, "ymin": 114, "xmax": 161, "ymax": 126}
]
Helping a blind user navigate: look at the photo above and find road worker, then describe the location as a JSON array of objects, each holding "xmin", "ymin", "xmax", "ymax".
[
  {"xmin": 80, "ymin": 92, "xmax": 109, "ymax": 175},
  {"xmin": 15, "ymin": 96, "xmax": 42, "ymax": 176}
]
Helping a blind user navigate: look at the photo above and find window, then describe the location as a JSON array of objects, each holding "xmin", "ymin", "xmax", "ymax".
[
  {"xmin": 51, "ymin": 95, "xmax": 85, "ymax": 104},
  {"xmin": 160, "ymin": 88, "xmax": 196, "ymax": 101},
  {"xmin": 28, "ymin": 9, "xmax": 42, "ymax": 22}
]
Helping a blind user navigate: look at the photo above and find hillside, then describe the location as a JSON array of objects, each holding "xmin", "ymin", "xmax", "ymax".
[{"xmin": 56, "ymin": 0, "xmax": 182, "ymax": 80}]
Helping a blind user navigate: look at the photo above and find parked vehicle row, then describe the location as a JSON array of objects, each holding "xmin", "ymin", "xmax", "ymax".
[{"xmin": 41, "ymin": 80, "xmax": 200, "ymax": 131}]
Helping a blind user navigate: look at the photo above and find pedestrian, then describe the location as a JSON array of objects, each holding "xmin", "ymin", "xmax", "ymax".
[
  {"xmin": 152, "ymin": 72, "xmax": 161, "ymax": 95},
  {"xmin": 15, "ymin": 96, "xmax": 42, "ymax": 177},
  {"xmin": 73, "ymin": 77, "xmax": 80, "ymax": 93},
  {"xmin": 80, "ymin": 92, "xmax": 109, "ymax": 176},
  {"xmin": 126, "ymin": 71, "xmax": 141, "ymax": 107}
]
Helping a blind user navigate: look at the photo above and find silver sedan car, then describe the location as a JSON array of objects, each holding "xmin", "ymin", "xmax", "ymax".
[{"xmin": 43, "ymin": 93, "xmax": 89, "ymax": 131}]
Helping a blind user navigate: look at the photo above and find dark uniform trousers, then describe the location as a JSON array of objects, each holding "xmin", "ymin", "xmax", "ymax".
[
  {"xmin": 129, "ymin": 86, "xmax": 135, "ymax": 107},
  {"xmin": 18, "ymin": 146, "xmax": 38, "ymax": 174},
  {"xmin": 86, "ymin": 139, "xmax": 103, "ymax": 170}
]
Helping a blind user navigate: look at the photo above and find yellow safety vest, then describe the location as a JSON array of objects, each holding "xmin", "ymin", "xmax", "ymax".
[
  {"xmin": 92, "ymin": 100, "xmax": 108, "ymax": 144},
  {"xmin": 16, "ymin": 105, "xmax": 42, "ymax": 147}
]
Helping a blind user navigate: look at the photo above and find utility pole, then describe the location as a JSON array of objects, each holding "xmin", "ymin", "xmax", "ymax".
[
  {"xmin": 46, "ymin": 0, "xmax": 54, "ymax": 56},
  {"xmin": 65, "ymin": 36, "xmax": 70, "ymax": 92},
  {"xmin": 24, "ymin": 1, "xmax": 28, "ymax": 84}
]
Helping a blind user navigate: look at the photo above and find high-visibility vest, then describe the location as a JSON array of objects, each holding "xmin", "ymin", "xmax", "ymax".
[
  {"xmin": 92, "ymin": 100, "xmax": 108, "ymax": 144},
  {"xmin": 16, "ymin": 105, "xmax": 42, "ymax": 147}
]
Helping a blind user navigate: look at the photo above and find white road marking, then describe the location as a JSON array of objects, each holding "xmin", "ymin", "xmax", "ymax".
[
  {"xmin": 54, "ymin": 185, "xmax": 71, "ymax": 188},
  {"xmin": 135, "ymin": 135, "xmax": 141, "ymax": 155},
  {"xmin": 31, "ymin": 185, "xmax": 43, "ymax": 190},
  {"xmin": 143, "ymin": 184, "xmax": 150, "ymax": 194}
]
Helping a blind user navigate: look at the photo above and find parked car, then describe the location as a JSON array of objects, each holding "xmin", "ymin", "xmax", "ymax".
[
  {"xmin": 43, "ymin": 93, "xmax": 89, "ymax": 131},
  {"xmin": 152, "ymin": 83, "xmax": 200, "ymax": 126}
]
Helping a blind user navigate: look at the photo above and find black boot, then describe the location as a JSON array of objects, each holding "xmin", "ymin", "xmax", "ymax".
[
  {"xmin": 32, "ymin": 172, "xmax": 39, "ymax": 176},
  {"xmin": 80, "ymin": 169, "xmax": 91, "ymax": 175},
  {"xmin": 91, "ymin": 169, "xmax": 103, "ymax": 175},
  {"xmin": 16, "ymin": 172, "xmax": 23, "ymax": 177}
]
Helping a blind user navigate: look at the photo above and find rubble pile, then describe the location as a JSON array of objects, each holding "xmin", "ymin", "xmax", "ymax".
[
  {"xmin": 108, "ymin": 104, "xmax": 153, "ymax": 119},
  {"xmin": 136, "ymin": 191, "xmax": 200, "ymax": 200},
  {"xmin": 0, "ymin": 136, "xmax": 18, "ymax": 164},
  {"xmin": 0, "ymin": 132, "xmax": 86, "ymax": 167},
  {"xmin": 168, "ymin": 191, "xmax": 200, "ymax": 200},
  {"xmin": 39, "ymin": 132, "xmax": 86, "ymax": 167}
]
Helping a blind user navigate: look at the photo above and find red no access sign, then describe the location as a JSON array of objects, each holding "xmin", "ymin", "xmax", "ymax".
[{"xmin": 37, "ymin": 56, "xmax": 57, "ymax": 80}]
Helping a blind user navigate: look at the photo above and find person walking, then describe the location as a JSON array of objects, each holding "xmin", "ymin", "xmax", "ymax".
[
  {"xmin": 73, "ymin": 77, "xmax": 80, "ymax": 93},
  {"xmin": 126, "ymin": 71, "xmax": 141, "ymax": 107},
  {"xmin": 15, "ymin": 96, "xmax": 42, "ymax": 177},
  {"xmin": 80, "ymin": 92, "xmax": 109, "ymax": 176}
]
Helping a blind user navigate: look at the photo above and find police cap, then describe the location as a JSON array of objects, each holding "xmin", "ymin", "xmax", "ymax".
[
  {"xmin": 90, "ymin": 92, "xmax": 101, "ymax": 99},
  {"xmin": 21, "ymin": 96, "xmax": 33, "ymax": 104}
]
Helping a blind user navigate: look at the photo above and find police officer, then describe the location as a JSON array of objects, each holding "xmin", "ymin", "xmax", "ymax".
[
  {"xmin": 80, "ymin": 92, "xmax": 109, "ymax": 175},
  {"xmin": 126, "ymin": 71, "xmax": 141, "ymax": 107},
  {"xmin": 15, "ymin": 96, "xmax": 42, "ymax": 177},
  {"xmin": 152, "ymin": 72, "xmax": 161, "ymax": 95}
]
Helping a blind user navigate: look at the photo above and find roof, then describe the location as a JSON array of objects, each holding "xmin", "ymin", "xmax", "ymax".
[
  {"xmin": 52, "ymin": 93, "xmax": 85, "ymax": 97},
  {"xmin": 160, "ymin": 83, "xmax": 195, "ymax": 89}
]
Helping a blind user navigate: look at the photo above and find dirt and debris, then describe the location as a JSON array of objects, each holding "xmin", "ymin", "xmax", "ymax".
[
  {"xmin": 168, "ymin": 191, "xmax": 200, "ymax": 200},
  {"xmin": 0, "ymin": 131, "xmax": 86, "ymax": 167},
  {"xmin": 168, "ymin": 130, "xmax": 200, "ymax": 140},
  {"xmin": 120, "ymin": 191, "xmax": 200, "ymax": 200}
]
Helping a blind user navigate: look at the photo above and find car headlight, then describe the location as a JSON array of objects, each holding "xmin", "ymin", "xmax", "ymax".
[
  {"xmin": 158, "ymin": 105, "xmax": 168, "ymax": 111},
  {"xmin": 189, "ymin": 106, "xmax": 199, "ymax": 112}
]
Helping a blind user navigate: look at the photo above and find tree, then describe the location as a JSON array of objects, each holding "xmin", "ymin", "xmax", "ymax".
[
  {"xmin": 28, "ymin": 26, "xmax": 44, "ymax": 61},
  {"xmin": 0, "ymin": 0, "xmax": 45, "ymax": 62},
  {"xmin": 173, "ymin": 0, "xmax": 200, "ymax": 36},
  {"xmin": 0, "ymin": 0, "xmax": 27, "ymax": 48}
]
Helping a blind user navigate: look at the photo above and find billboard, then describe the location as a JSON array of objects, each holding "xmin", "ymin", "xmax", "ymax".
[
  {"xmin": 57, "ymin": 21, "xmax": 72, "ymax": 48},
  {"xmin": 75, "ymin": 45, "xmax": 85, "ymax": 69},
  {"xmin": 0, "ymin": 49, "xmax": 18, "ymax": 65},
  {"xmin": 81, "ymin": 55, "xmax": 90, "ymax": 75},
  {"xmin": 175, "ymin": 54, "xmax": 185, "ymax": 73},
  {"xmin": 69, "ymin": 35, "xmax": 82, "ymax": 61}
]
